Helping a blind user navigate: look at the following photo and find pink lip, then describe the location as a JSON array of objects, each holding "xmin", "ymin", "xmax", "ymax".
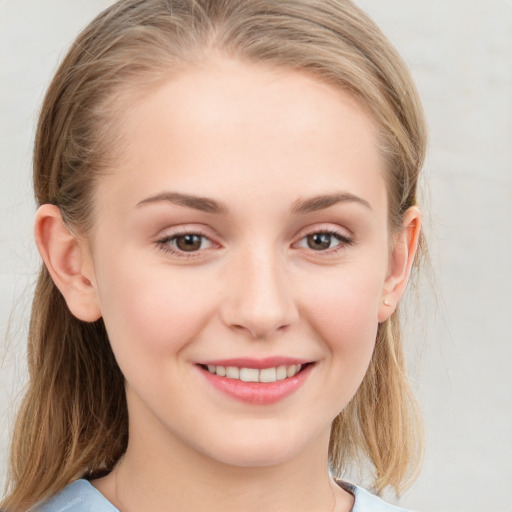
[
  {"xmin": 198, "ymin": 362, "xmax": 314, "ymax": 405},
  {"xmin": 198, "ymin": 356, "xmax": 310, "ymax": 369}
]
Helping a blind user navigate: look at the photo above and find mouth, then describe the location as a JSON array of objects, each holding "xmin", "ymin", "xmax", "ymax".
[
  {"xmin": 198, "ymin": 362, "xmax": 313, "ymax": 383},
  {"xmin": 196, "ymin": 359, "xmax": 315, "ymax": 405}
]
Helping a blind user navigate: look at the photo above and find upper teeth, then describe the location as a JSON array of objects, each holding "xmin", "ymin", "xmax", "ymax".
[{"xmin": 206, "ymin": 364, "xmax": 302, "ymax": 383}]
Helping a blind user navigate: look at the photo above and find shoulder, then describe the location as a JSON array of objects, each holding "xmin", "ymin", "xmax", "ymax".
[
  {"xmin": 35, "ymin": 478, "xmax": 414, "ymax": 512},
  {"xmin": 35, "ymin": 479, "xmax": 118, "ymax": 512},
  {"xmin": 337, "ymin": 480, "xmax": 415, "ymax": 512}
]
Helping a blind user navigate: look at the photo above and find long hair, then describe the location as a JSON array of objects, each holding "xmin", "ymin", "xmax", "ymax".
[{"xmin": 2, "ymin": 1, "xmax": 427, "ymax": 509}]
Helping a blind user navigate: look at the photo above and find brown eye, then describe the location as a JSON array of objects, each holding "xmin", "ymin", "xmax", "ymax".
[
  {"xmin": 306, "ymin": 233, "xmax": 334, "ymax": 251},
  {"xmin": 175, "ymin": 234, "xmax": 203, "ymax": 252},
  {"xmin": 157, "ymin": 231, "xmax": 214, "ymax": 257},
  {"xmin": 295, "ymin": 230, "xmax": 352, "ymax": 253}
]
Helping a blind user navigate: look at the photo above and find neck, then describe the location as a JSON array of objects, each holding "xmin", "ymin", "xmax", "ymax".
[
  {"xmin": 92, "ymin": 392, "xmax": 354, "ymax": 512},
  {"xmin": 116, "ymin": 431, "xmax": 336, "ymax": 512}
]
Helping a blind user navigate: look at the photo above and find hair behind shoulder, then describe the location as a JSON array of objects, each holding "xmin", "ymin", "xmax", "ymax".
[{"xmin": 2, "ymin": 1, "xmax": 427, "ymax": 509}]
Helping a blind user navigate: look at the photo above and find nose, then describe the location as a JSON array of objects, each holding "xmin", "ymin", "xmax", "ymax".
[{"xmin": 220, "ymin": 244, "xmax": 299, "ymax": 339}]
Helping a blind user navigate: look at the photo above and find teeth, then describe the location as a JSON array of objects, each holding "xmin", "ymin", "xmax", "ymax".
[
  {"xmin": 226, "ymin": 366, "xmax": 240, "ymax": 379},
  {"xmin": 205, "ymin": 364, "xmax": 304, "ymax": 382},
  {"xmin": 276, "ymin": 365, "xmax": 287, "ymax": 381},
  {"xmin": 287, "ymin": 364, "xmax": 300, "ymax": 378},
  {"xmin": 259, "ymin": 367, "xmax": 276, "ymax": 383},
  {"xmin": 240, "ymin": 368, "xmax": 259, "ymax": 382}
]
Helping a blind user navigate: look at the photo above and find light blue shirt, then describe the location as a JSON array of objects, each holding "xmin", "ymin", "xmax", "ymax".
[{"xmin": 36, "ymin": 479, "xmax": 413, "ymax": 511}]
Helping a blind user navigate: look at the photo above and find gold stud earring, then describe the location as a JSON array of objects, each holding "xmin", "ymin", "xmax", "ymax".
[{"xmin": 383, "ymin": 298, "xmax": 391, "ymax": 307}]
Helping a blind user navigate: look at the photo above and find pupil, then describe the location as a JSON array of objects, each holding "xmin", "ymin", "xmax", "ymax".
[
  {"xmin": 176, "ymin": 234, "xmax": 201, "ymax": 251},
  {"xmin": 307, "ymin": 233, "xmax": 331, "ymax": 250}
]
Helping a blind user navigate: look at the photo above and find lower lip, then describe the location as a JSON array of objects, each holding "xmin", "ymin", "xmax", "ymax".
[{"xmin": 199, "ymin": 364, "xmax": 314, "ymax": 405}]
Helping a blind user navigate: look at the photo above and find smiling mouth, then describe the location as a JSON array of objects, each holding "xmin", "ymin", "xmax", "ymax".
[{"xmin": 198, "ymin": 363, "xmax": 312, "ymax": 383}]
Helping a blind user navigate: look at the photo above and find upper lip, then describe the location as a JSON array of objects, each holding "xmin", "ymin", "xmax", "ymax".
[{"xmin": 197, "ymin": 356, "xmax": 312, "ymax": 369}]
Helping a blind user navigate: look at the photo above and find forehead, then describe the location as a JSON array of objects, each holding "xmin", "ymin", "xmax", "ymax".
[{"xmin": 95, "ymin": 58, "xmax": 387, "ymax": 219}]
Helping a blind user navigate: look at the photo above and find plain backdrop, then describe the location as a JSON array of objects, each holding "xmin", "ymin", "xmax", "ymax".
[{"xmin": 1, "ymin": 1, "xmax": 511, "ymax": 511}]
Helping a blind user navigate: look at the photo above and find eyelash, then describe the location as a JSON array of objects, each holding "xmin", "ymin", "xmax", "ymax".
[
  {"xmin": 294, "ymin": 229, "xmax": 353, "ymax": 255},
  {"xmin": 155, "ymin": 229, "xmax": 216, "ymax": 258},
  {"xmin": 155, "ymin": 228, "xmax": 353, "ymax": 258}
]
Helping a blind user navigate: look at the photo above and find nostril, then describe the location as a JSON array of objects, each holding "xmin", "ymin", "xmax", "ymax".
[
  {"xmin": 230, "ymin": 322, "xmax": 292, "ymax": 339},
  {"xmin": 219, "ymin": 277, "xmax": 299, "ymax": 338}
]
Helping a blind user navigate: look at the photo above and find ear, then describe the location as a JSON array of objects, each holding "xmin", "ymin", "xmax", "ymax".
[
  {"xmin": 34, "ymin": 204, "xmax": 102, "ymax": 322},
  {"xmin": 378, "ymin": 206, "xmax": 422, "ymax": 322}
]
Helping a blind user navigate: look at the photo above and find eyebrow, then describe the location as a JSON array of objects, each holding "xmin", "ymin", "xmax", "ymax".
[
  {"xmin": 136, "ymin": 191, "xmax": 371, "ymax": 215},
  {"xmin": 136, "ymin": 192, "xmax": 227, "ymax": 214},
  {"xmin": 291, "ymin": 192, "xmax": 372, "ymax": 214}
]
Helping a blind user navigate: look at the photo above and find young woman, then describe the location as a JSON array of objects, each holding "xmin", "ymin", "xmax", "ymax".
[{"xmin": 2, "ymin": 1, "xmax": 427, "ymax": 511}]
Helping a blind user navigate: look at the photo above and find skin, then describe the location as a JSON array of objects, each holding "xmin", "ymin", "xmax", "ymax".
[{"xmin": 35, "ymin": 58, "xmax": 421, "ymax": 512}]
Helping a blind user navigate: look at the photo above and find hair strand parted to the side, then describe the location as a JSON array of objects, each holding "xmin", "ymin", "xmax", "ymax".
[{"xmin": 2, "ymin": 1, "xmax": 427, "ymax": 509}]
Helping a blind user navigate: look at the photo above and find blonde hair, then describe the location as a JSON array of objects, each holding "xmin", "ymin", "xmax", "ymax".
[{"xmin": 2, "ymin": 1, "xmax": 427, "ymax": 509}]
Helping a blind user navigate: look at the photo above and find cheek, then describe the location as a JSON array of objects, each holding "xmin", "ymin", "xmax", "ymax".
[
  {"xmin": 94, "ymin": 255, "xmax": 217, "ymax": 362},
  {"xmin": 294, "ymin": 269, "xmax": 382, "ymax": 421},
  {"xmin": 300, "ymin": 267, "xmax": 383, "ymax": 368}
]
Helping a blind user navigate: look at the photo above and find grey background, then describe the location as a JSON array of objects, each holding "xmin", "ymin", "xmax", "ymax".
[{"xmin": 1, "ymin": 1, "xmax": 511, "ymax": 511}]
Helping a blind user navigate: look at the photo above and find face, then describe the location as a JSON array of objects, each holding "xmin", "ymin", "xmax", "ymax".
[{"xmin": 84, "ymin": 58, "xmax": 401, "ymax": 469}]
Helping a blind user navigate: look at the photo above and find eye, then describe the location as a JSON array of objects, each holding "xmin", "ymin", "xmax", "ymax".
[
  {"xmin": 295, "ymin": 230, "xmax": 352, "ymax": 252},
  {"xmin": 157, "ymin": 232, "xmax": 214, "ymax": 255},
  {"xmin": 173, "ymin": 234, "xmax": 210, "ymax": 252}
]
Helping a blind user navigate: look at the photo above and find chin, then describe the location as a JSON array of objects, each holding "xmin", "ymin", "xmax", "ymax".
[
  {"xmin": 211, "ymin": 447, "xmax": 297, "ymax": 469},
  {"xmin": 197, "ymin": 427, "xmax": 317, "ymax": 469}
]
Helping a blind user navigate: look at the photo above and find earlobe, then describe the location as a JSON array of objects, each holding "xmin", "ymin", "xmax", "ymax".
[
  {"xmin": 34, "ymin": 204, "xmax": 102, "ymax": 322},
  {"xmin": 378, "ymin": 206, "xmax": 422, "ymax": 323}
]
